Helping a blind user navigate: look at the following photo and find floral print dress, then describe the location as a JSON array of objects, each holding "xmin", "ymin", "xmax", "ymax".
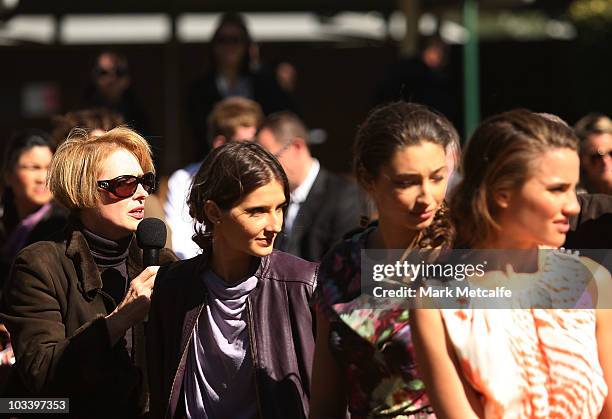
[{"xmin": 313, "ymin": 226, "xmax": 433, "ymax": 418}]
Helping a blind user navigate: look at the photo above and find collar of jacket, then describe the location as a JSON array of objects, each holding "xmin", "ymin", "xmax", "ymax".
[
  {"xmin": 192, "ymin": 244, "xmax": 270, "ymax": 280},
  {"xmin": 64, "ymin": 221, "xmax": 142, "ymax": 301},
  {"xmin": 174, "ymin": 248, "xmax": 273, "ymax": 348}
]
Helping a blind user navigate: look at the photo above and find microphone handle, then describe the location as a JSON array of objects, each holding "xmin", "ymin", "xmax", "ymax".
[
  {"xmin": 141, "ymin": 248, "xmax": 160, "ymax": 323},
  {"xmin": 142, "ymin": 248, "xmax": 160, "ymax": 268}
]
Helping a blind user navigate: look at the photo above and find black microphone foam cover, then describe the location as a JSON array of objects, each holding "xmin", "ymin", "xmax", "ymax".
[{"xmin": 136, "ymin": 218, "xmax": 167, "ymax": 249}]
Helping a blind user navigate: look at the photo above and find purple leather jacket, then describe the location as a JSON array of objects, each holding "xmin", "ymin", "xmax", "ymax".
[{"xmin": 147, "ymin": 250, "xmax": 318, "ymax": 419}]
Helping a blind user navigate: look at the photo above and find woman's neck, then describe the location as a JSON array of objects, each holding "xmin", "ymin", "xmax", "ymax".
[
  {"xmin": 210, "ymin": 243, "xmax": 253, "ymax": 285},
  {"xmin": 370, "ymin": 219, "xmax": 420, "ymax": 250},
  {"xmin": 478, "ymin": 233, "xmax": 537, "ymax": 250},
  {"xmin": 79, "ymin": 213, "xmax": 130, "ymax": 242},
  {"xmin": 476, "ymin": 234, "xmax": 541, "ymax": 273}
]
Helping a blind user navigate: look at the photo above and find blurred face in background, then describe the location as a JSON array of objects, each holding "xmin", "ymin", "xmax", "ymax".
[
  {"xmin": 211, "ymin": 125, "xmax": 257, "ymax": 149},
  {"xmin": 213, "ymin": 23, "xmax": 248, "ymax": 72},
  {"xmin": 7, "ymin": 146, "xmax": 53, "ymax": 217},
  {"xmin": 366, "ymin": 141, "xmax": 448, "ymax": 232},
  {"xmin": 94, "ymin": 52, "xmax": 130, "ymax": 102},
  {"xmin": 580, "ymin": 132, "xmax": 612, "ymax": 194},
  {"xmin": 256, "ymin": 128, "xmax": 302, "ymax": 190},
  {"xmin": 231, "ymin": 126, "xmax": 257, "ymax": 142}
]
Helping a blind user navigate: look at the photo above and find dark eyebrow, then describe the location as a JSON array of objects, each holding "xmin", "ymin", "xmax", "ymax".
[
  {"xmin": 393, "ymin": 166, "xmax": 447, "ymax": 178},
  {"xmin": 244, "ymin": 200, "xmax": 288, "ymax": 212},
  {"xmin": 245, "ymin": 205, "xmax": 268, "ymax": 211}
]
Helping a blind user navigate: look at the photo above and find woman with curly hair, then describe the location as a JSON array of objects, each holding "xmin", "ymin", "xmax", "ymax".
[
  {"xmin": 309, "ymin": 102, "xmax": 458, "ymax": 418},
  {"xmin": 147, "ymin": 142, "xmax": 317, "ymax": 419}
]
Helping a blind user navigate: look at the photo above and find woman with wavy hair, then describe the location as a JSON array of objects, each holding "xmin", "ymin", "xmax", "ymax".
[
  {"xmin": 147, "ymin": 141, "xmax": 317, "ymax": 419},
  {"xmin": 411, "ymin": 109, "xmax": 612, "ymax": 418},
  {"xmin": 310, "ymin": 102, "xmax": 458, "ymax": 418}
]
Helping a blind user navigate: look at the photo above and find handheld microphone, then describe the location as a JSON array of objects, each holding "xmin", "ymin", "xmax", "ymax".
[
  {"xmin": 136, "ymin": 218, "xmax": 167, "ymax": 268},
  {"xmin": 136, "ymin": 218, "xmax": 166, "ymax": 325}
]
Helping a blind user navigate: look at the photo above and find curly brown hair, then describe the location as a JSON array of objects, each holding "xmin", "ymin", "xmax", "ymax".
[{"xmin": 354, "ymin": 101, "xmax": 458, "ymax": 249}]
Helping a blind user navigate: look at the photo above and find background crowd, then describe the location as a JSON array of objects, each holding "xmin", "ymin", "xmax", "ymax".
[{"xmin": 0, "ymin": 6, "xmax": 612, "ymax": 419}]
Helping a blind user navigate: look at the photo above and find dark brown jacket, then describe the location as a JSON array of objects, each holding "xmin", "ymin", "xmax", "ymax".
[
  {"xmin": 147, "ymin": 250, "xmax": 318, "ymax": 419},
  {"xmin": 0, "ymin": 225, "xmax": 175, "ymax": 418}
]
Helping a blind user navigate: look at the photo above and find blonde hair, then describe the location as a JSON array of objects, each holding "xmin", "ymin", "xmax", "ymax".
[
  {"xmin": 207, "ymin": 97, "xmax": 263, "ymax": 144},
  {"xmin": 48, "ymin": 127, "xmax": 154, "ymax": 211}
]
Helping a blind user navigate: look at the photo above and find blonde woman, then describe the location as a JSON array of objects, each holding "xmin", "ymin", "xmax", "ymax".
[{"xmin": 0, "ymin": 128, "xmax": 175, "ymax": 418}]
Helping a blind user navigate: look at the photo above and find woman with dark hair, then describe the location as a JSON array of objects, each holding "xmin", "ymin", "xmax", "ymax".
[
  {"xmin": 147, "ymin": 141, "xmax": 317, "ymax": 419},
  {"xmin": 309, "ymin": 102, "xmax": 458, "ymax": 418},
  {"xmin": 411, "ymin": 110, "xmax": 612, "ymax": 418},
  {"xmin": 188, "ymin": 12, "xmax": 294, "ymax": 155},
  {"xmin": 0, "ymin": 129, "xmax": 68, "ymax": 285}
]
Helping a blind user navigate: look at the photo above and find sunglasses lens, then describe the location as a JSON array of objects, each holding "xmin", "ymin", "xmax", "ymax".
[{"xmin": 114, "ymin": 177, "xmax": 138, "ymax": 198}]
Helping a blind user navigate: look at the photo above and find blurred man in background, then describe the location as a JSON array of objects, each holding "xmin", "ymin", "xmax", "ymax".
[
  {"xmin": 165, "ymin": 97, "xmax": 264, "ymax": 259},
  {"xmin": 574, "ymin": 113, "xmax": 612, "ymax": 195},
  {"xmin": 257, "ymin": 112, "xmax": 365, "ymax": 261}
]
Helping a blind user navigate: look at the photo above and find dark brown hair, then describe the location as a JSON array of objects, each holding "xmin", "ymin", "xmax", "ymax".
[
  {"xmin": 354, "ymin": 101, "xmax": 459, "ymax": 248},
  {"xmin": 188, "ymin": 141, "xmax": 289, "ymax": 248},
  {"xmin": 451, "ymin": 109, "xmax": 579, "ymax": 248}
]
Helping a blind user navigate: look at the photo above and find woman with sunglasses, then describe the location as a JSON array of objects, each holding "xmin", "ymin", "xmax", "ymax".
[
  {"xmin": 187, "ymin": 12, "xmax": 295, "ymax": 156},
  {"xmin": 0, "ymin": 127, "xmax": 176, "ymax": 418},
  {"xmin": 147, "ymin": 141, "xmax": 317, "ymax": 419}
]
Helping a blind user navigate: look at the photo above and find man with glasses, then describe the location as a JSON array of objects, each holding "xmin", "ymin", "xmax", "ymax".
[
  {"xmin": 256, "ymin": 112, "xmax": 365, "ymax": 262},
  {"xmin": 575, "ymin": 113, "xmax": 612, "ymax": 195},
  {"xmin": 560, "ymin": 114, "xmax": 612, "ymax": 253},
  {"xmin": 165, "ymin": 97, "xmax": 264, "ymax": 259}
]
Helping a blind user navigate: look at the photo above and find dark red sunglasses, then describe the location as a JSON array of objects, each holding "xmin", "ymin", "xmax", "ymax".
[{"xmin": 97, "ymin": 172, "xmax": 156, "ymax": 198}]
